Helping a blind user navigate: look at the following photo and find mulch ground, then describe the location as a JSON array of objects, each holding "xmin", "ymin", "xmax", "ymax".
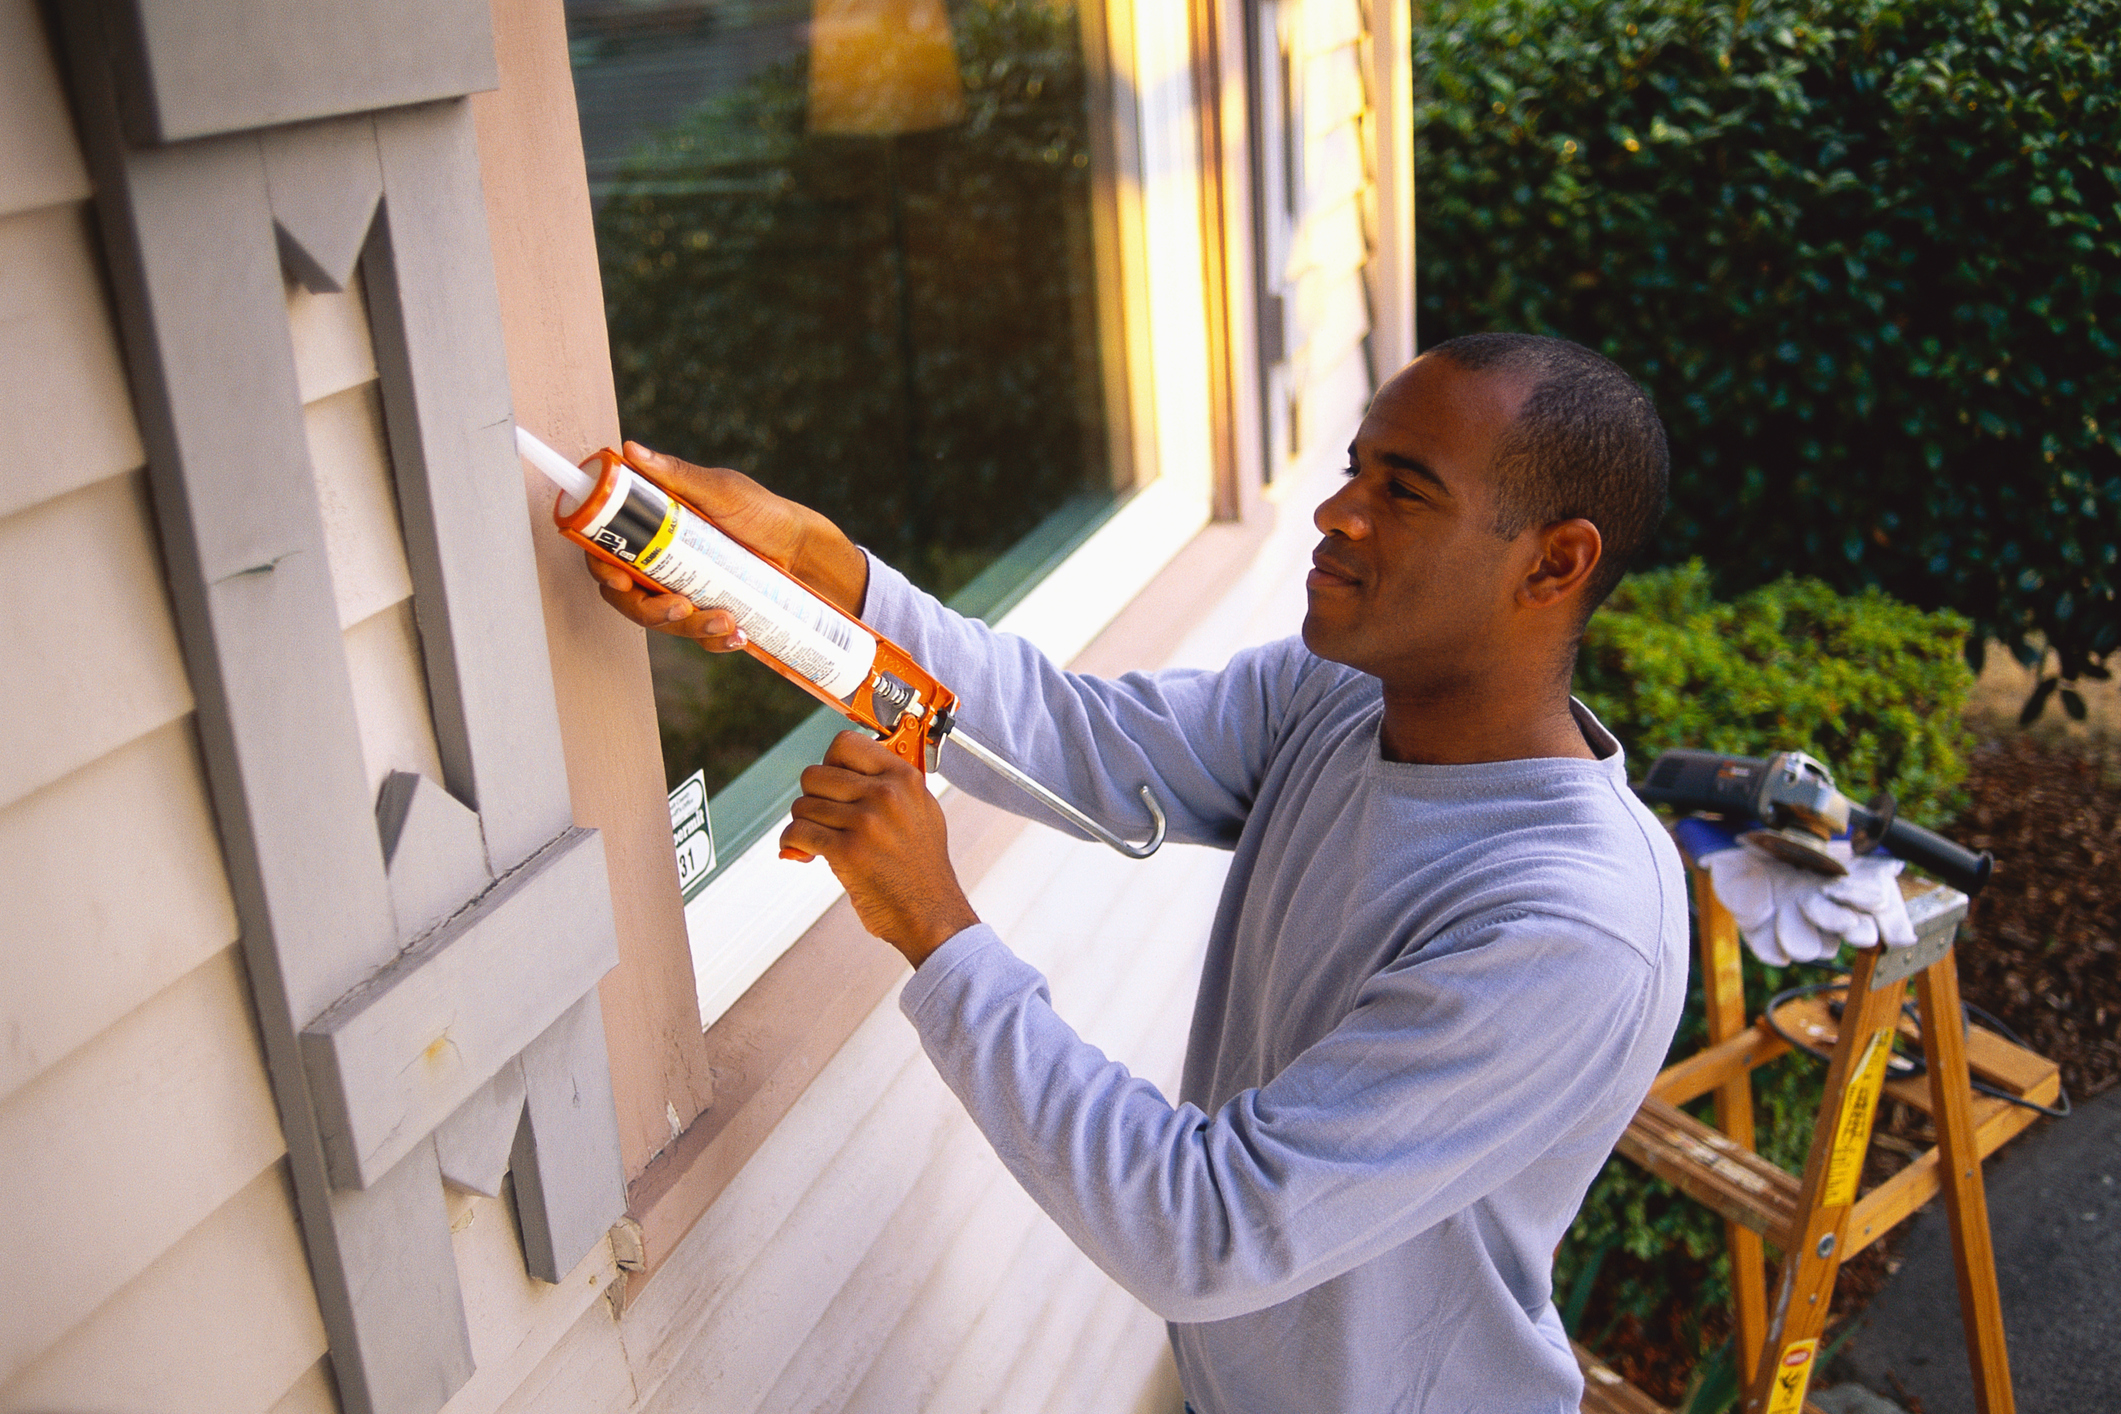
[
  {"xmin": 1949, "ymin": 730, "xmax": 2121, "ymax": 1103},
  {"xmin": 1581, "ymin": 727, "xmax": 2120, "ymax": 1408}
]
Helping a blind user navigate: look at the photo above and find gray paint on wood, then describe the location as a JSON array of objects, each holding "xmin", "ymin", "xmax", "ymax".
[
  {"xmin": 435, "ymin": 1059, "xmax": 527, "ymax": 1199},
  {"xmin": 103, "ymin": 0, "xmax": 498, "ymax": 146},
  {"xmin": 512, "ymin": 992, "xmax": 627, "ymax": 1283},
  {"xmin": 58, "ymin": 6, "xmax": 629, "ymax": 1404},
  {"xmin": 319, "ymin": 1138, "xmax": 477, "ymax": 1411},
  {"xmin": 262, "ymin": 114, "xmax": 384, "ymax": 294},
  {"xmin": 301, "ymin": 826, "xmax": 618, "ymax": 1191},
  {"xmin": 375, "ymin": 769, "xmax": 491, "ymax": 943},
  {"xmin": 363, "ymin": 104, "xmax": 573, "ymax": 874}
]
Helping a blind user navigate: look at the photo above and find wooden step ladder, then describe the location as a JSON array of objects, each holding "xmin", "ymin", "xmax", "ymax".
[{"xmin": 1583, "ymin": 865, "xmax": 2060, "ymax": 1414}]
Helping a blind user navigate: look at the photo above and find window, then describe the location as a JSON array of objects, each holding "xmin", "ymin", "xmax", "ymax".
[{"xmin": 568, "ymin": 0, "xmax": 1220, "ymax": 1023}]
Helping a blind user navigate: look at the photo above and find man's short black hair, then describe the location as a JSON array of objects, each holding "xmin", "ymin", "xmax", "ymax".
[{"xmin": 1426, "ymin": 332, "xmax": 1669, "ymax": 616}]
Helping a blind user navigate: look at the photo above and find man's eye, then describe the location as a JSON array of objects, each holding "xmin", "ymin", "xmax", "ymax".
[
  {"xmin": 1387, "ymin": 479, "xmax": 1424, "ymax": 502},
  {"xmin": 1340, "ymin": 461, "xmax": 1359, "ymax": 479}
]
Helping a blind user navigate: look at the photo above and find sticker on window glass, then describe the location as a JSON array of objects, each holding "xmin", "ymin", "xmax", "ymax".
[{"xmin": 669, "ymin": 769, "xmax": 714, "ymax": 902}]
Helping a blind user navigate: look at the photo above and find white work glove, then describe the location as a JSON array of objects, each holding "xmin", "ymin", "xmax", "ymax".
[{"xmin": 1699, "ymin": 840, "xmax": 1918, "ymax": 966}]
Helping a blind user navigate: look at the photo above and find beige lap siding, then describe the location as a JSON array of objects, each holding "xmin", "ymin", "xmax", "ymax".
[{"xmin": 0, "ymin": 4, "xmax": 328, "ymax": 1408}]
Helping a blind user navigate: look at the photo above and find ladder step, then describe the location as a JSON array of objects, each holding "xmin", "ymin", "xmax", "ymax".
[
  {"xmin": 1574, "ymin": 1341, "xmax": 1669, "ymax": 1414},
  {"xmin": 1616, "ymin": 1096, "xmax": 1801, "ymax": 1248}
]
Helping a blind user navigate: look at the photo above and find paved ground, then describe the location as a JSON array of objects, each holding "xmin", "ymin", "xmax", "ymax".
[{"xmin": 1834, "ymin": 1084, "xmax": 2121, "ymax": 1412}]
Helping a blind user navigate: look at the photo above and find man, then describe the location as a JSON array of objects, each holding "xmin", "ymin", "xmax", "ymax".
[{"xmin": 591, "ymin": 333, "xmax": 1688, "ymax": 1412}]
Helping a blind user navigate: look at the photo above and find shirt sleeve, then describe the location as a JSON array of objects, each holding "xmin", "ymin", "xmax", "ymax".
[
  {"xmin": 898, "ymin": 914, "xmax": 1656, "ymax": 1325},
  {"xmin": 859, "ymin": 552, "xmax": 1325, "ymax": 848}
]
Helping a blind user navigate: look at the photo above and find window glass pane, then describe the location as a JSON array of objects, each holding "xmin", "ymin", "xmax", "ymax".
[{"xmin": 569, "ymin": 0, "xmax": 1120, "ymax": 864}]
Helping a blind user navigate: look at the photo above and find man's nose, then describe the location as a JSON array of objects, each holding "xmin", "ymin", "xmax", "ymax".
[{"xmin": 1313, "ymin": 479, "xmax": 1370, "ymax": 538}]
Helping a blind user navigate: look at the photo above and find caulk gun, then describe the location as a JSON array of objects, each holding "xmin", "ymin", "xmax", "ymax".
[
  {"xmin": 1634, "ymin": 748, "xmax": 1992, "ymax": 896},
  {"xmin": 516, "ymin": 428, "xmax": 1167, "ymax": 861}
]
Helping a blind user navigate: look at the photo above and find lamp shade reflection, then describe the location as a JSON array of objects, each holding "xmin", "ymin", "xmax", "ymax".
[{"xmin": 807, "ymin": 0, "xmax": 967, "ymax": 135}]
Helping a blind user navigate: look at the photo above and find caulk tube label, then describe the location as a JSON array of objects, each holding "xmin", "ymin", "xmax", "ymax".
[{"xmin": 588, "ymin": 466, "xmax": 876, "ymax": 700}]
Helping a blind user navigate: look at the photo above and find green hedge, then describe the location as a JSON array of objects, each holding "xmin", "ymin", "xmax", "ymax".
[
  {"xmin": 1558, "ymin": 567, "xmax": 1974, "ymax": 1399},
  {"xmin": 1415, "ymin": 0, "xmax": 2121, "ymax": 716}
]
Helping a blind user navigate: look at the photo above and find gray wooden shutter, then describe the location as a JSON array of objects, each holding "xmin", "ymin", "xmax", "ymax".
[{"xmin": 55, "ymin": 4, "xmax": 627, "ymax": 1412}]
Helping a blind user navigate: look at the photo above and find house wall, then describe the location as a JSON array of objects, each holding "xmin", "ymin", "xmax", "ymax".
[{"xmin": 0, "ymin": 4, "xmax": 331, "ymax": 1409}]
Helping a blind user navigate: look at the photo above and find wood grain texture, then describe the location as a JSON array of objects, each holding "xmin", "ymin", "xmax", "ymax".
[
  {"xmin": 0, "ymin": 1160, "xmax": 326, "ymax": 1414},
  {"xmin": 365, "ymin": 100, "xmax": 572, "ymax": 873},
  {"xmin": 0, "ymin": 202, "xmax": 145, "ymax": 521},
  {"xmin": 0, "ymin": 946, "xmax": 286, "ymax": 1387},
  {"xmin": 0, "ymin": 470, "xmax": 195, "ymax": 808},
  {"xmin": 0, "ymin": 0, "xmax": 89, "ymax": 218},
  {"xmin": 471, "ymin": 0, "xmax": 715, "ymax": 1181},
  {"xmin": 110, "ymin": 0, "xmax": 498, "ymax": 144},
  {"xmin": 301, "ymin": 827, "xmax": 616, "ymax": 1190},
  {"xmin": 0, "ymin": 717, "xmax": 237, "ymax": 1104},
  {"xmin": 1695, "ymin": 868, "xmax": 1769, "ymax": 1382}
]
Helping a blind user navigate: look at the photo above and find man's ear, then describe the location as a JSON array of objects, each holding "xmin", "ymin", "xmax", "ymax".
[{"xmin": 1520, "ymin": 518, "xmax": 1601, "ymax": 608}]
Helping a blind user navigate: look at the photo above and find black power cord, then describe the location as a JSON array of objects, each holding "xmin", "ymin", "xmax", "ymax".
[{"xmin": 1762, "ymin": 968, "xmax": 2072, "ymax": 1119}]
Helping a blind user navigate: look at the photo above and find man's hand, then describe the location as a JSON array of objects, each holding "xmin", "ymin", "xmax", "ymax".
[
  {"xmin": 785, "ymin": 731, "xmax": 980, "ymax": 968},
  {"xmin": 584, "ymin": 442, "xmax": 870, "ymax": 649}
]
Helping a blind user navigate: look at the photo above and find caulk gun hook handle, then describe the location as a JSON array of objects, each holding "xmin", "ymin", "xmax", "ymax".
[{"xmin": 1115, "ymin": 785, "xmax": 1169, "ymax": 860}]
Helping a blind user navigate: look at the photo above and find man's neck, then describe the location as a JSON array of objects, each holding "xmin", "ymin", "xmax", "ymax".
[{"xmin": 1375, "ymin": 685, "xmax": 1596, "ymax": 766}]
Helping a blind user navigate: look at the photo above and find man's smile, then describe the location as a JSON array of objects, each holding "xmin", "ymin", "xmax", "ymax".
[{"xmin": 1307, "ymin": 545, "xmax": 1364, "ymax": 592}]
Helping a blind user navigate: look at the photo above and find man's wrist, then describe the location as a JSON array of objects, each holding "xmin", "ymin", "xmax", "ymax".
[{"xmin": 899, "ymin": 904, "xmax": 982, "ymax": 970}]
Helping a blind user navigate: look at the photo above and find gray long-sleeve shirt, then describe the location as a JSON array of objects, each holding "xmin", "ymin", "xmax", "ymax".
[{"xmin": 862, "ymin": 557, "xmax": 1688, "ymax": 1413}]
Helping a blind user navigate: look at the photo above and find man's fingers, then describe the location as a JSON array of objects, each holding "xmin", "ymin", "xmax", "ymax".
[
  {"xmin": 584, "ymin": 550, "xmax": 746, "ymax": 646},
  {"xmin": 822, "ymin": 729, "xmax": 909, "ymax": 777}
]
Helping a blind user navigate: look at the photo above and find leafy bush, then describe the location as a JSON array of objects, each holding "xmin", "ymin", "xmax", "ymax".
[
  {"xmin": 1577, "ymin": 561, "xmax": 1979, "ymax": 820},
  {"xmin": 1557, "ymin": 567, "xmax": 1975, "ymax": 1393},
  {"xmin": 1415, "ymin": 0, "xmax": 2121, "ymax": 716}
]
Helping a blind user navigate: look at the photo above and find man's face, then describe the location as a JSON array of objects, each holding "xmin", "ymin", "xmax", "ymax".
[{"xmin": 1301, "ymin": 355, "xmax": 1533, "ymax": 694}]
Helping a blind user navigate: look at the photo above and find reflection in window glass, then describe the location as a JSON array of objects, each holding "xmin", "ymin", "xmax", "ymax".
[{"xmin": 569, "ymin": 0, "xmax": 1120, "ymax": 846}]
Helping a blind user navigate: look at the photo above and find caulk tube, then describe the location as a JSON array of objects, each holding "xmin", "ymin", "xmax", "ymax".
[{"xmin": 519, "ymin": 428, "xmax": 877, "ymax": 701}]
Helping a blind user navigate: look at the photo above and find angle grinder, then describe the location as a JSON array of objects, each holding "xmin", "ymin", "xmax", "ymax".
[{"xmin": 1634, "ymin": 749, "xmax": 1993, "ymax": 896}]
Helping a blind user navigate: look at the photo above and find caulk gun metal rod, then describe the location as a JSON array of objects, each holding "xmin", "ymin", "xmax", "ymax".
[{"xmin": 944, "ymin": 727, "xmax": 1167, "ymax": 860}]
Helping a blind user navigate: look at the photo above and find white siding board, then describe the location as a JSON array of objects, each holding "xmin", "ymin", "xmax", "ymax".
[
  {"xmin": 837, "ymin": 1155, "xmax": 1050, "ymax": 1412},
  {"xmin": 1302, "ymin": 0, "xmax": 1364, "ymax": 55},
  {"xmin": 437, "ymin": 1187, "xmax": 620, "ymax": 1414},
  {"xmin": 636, "ymin": 1054, "xmax": 959, "ymax": 1414},
  {"xmin": 0, "ymin": 470, "xmax": 196, "ymax": 808},
  {"xmin": 921, "ymin": 1215, "xmax": 1086, "ymax": 1414},
  {"xmin": 1304, "ymin": 44, "xmax": 1366, "ymax": 136},
  {"xmin": 1301, "ymin": 342, "xmax": 1377, "ymax": 472},
  {"xmin": 993, "ymin": 1249, "xmax": 1114, "ymax": 1413},
  {"xmin": 1303, "ymin": 121, "xmax": 1367, "ymax": 221},
  {"xmin": 343, "ymin": 596, "xmax": 448, "ymax": 798},
  {"xmin": 288, "ymin": 272, "xmax": 383, "ymax": 405},
  {"xmin": 1040, "ymin": 1278, "xmax": 1167, "ymax": 1414},
  {"xmin": 1294, "ymin": 191, "xmax": 1369, "ymax": 286},
  {"xmin": 0, "ymin": 1161, "xmax": 325, "ymax": 1414},
  {"xmin": 0, "ymin": 716, "xmax": 237, "ymax": 1103},
  {"xmin": 306, "ymin": 379, "xmax": 416, "ymax": 630},
  {"xmin": 0, "ymin": 945, "xmax": 285, "ymax": 1386},
  {"xmin": 618, "ymin": 996, "xmax": 923, "ymax": 1399},
  {"xmin": 0, "ymin": 202, "xmax": 145, "ymax": 521},
  {"xmin": 752, "ymin": 1115, "xmax": 1002, "ymax": 1414},
  {"xmin": 1294, "ymin": 266, "xmax": 1373, "ymax": 375},
  {"xmin": 491, "ymin": 1297, "xmax": 637, "ymax": 1414},
  {"xmin": 0, "ymin": 0, "xmax": 89, "ymax": 219},
  {"xmin": 268, "ymin": 1359, "xmax": 345, "ymax": 1414}
]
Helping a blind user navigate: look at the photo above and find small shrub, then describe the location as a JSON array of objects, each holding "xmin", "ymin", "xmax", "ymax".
[
  {"xmin": 1578, "ymin": 561, "xmax": 1980, "ymax": 821},
  {"xmin": 1557, "ymin": 566, "xmax": 1976, "ymax": 1390}
]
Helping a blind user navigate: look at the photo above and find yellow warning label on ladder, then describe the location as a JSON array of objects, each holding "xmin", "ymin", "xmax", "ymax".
[
  {"xmin": 1821, "ymin": 1027, "xmax": 1894, "ymax": 1208},
  {"xmin": 1763, "ymin": 1338, "xmax": 1818, "ymax": 1414}
]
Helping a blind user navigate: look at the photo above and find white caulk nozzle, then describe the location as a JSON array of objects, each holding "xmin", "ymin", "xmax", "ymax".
[{"xmin": 516, "ymin": 425, "xmax": 598, "ymax": 512}]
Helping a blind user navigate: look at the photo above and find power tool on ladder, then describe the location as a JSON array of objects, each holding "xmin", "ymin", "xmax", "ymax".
[{"xmin": 517, "ymin": 428, "xmax": 1167, "ymax": 862}]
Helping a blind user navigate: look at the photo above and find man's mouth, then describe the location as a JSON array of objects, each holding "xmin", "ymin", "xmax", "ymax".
[{"xmin": 1307, "ymin": 547, "xmax": 1362, "ymax": 591}]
